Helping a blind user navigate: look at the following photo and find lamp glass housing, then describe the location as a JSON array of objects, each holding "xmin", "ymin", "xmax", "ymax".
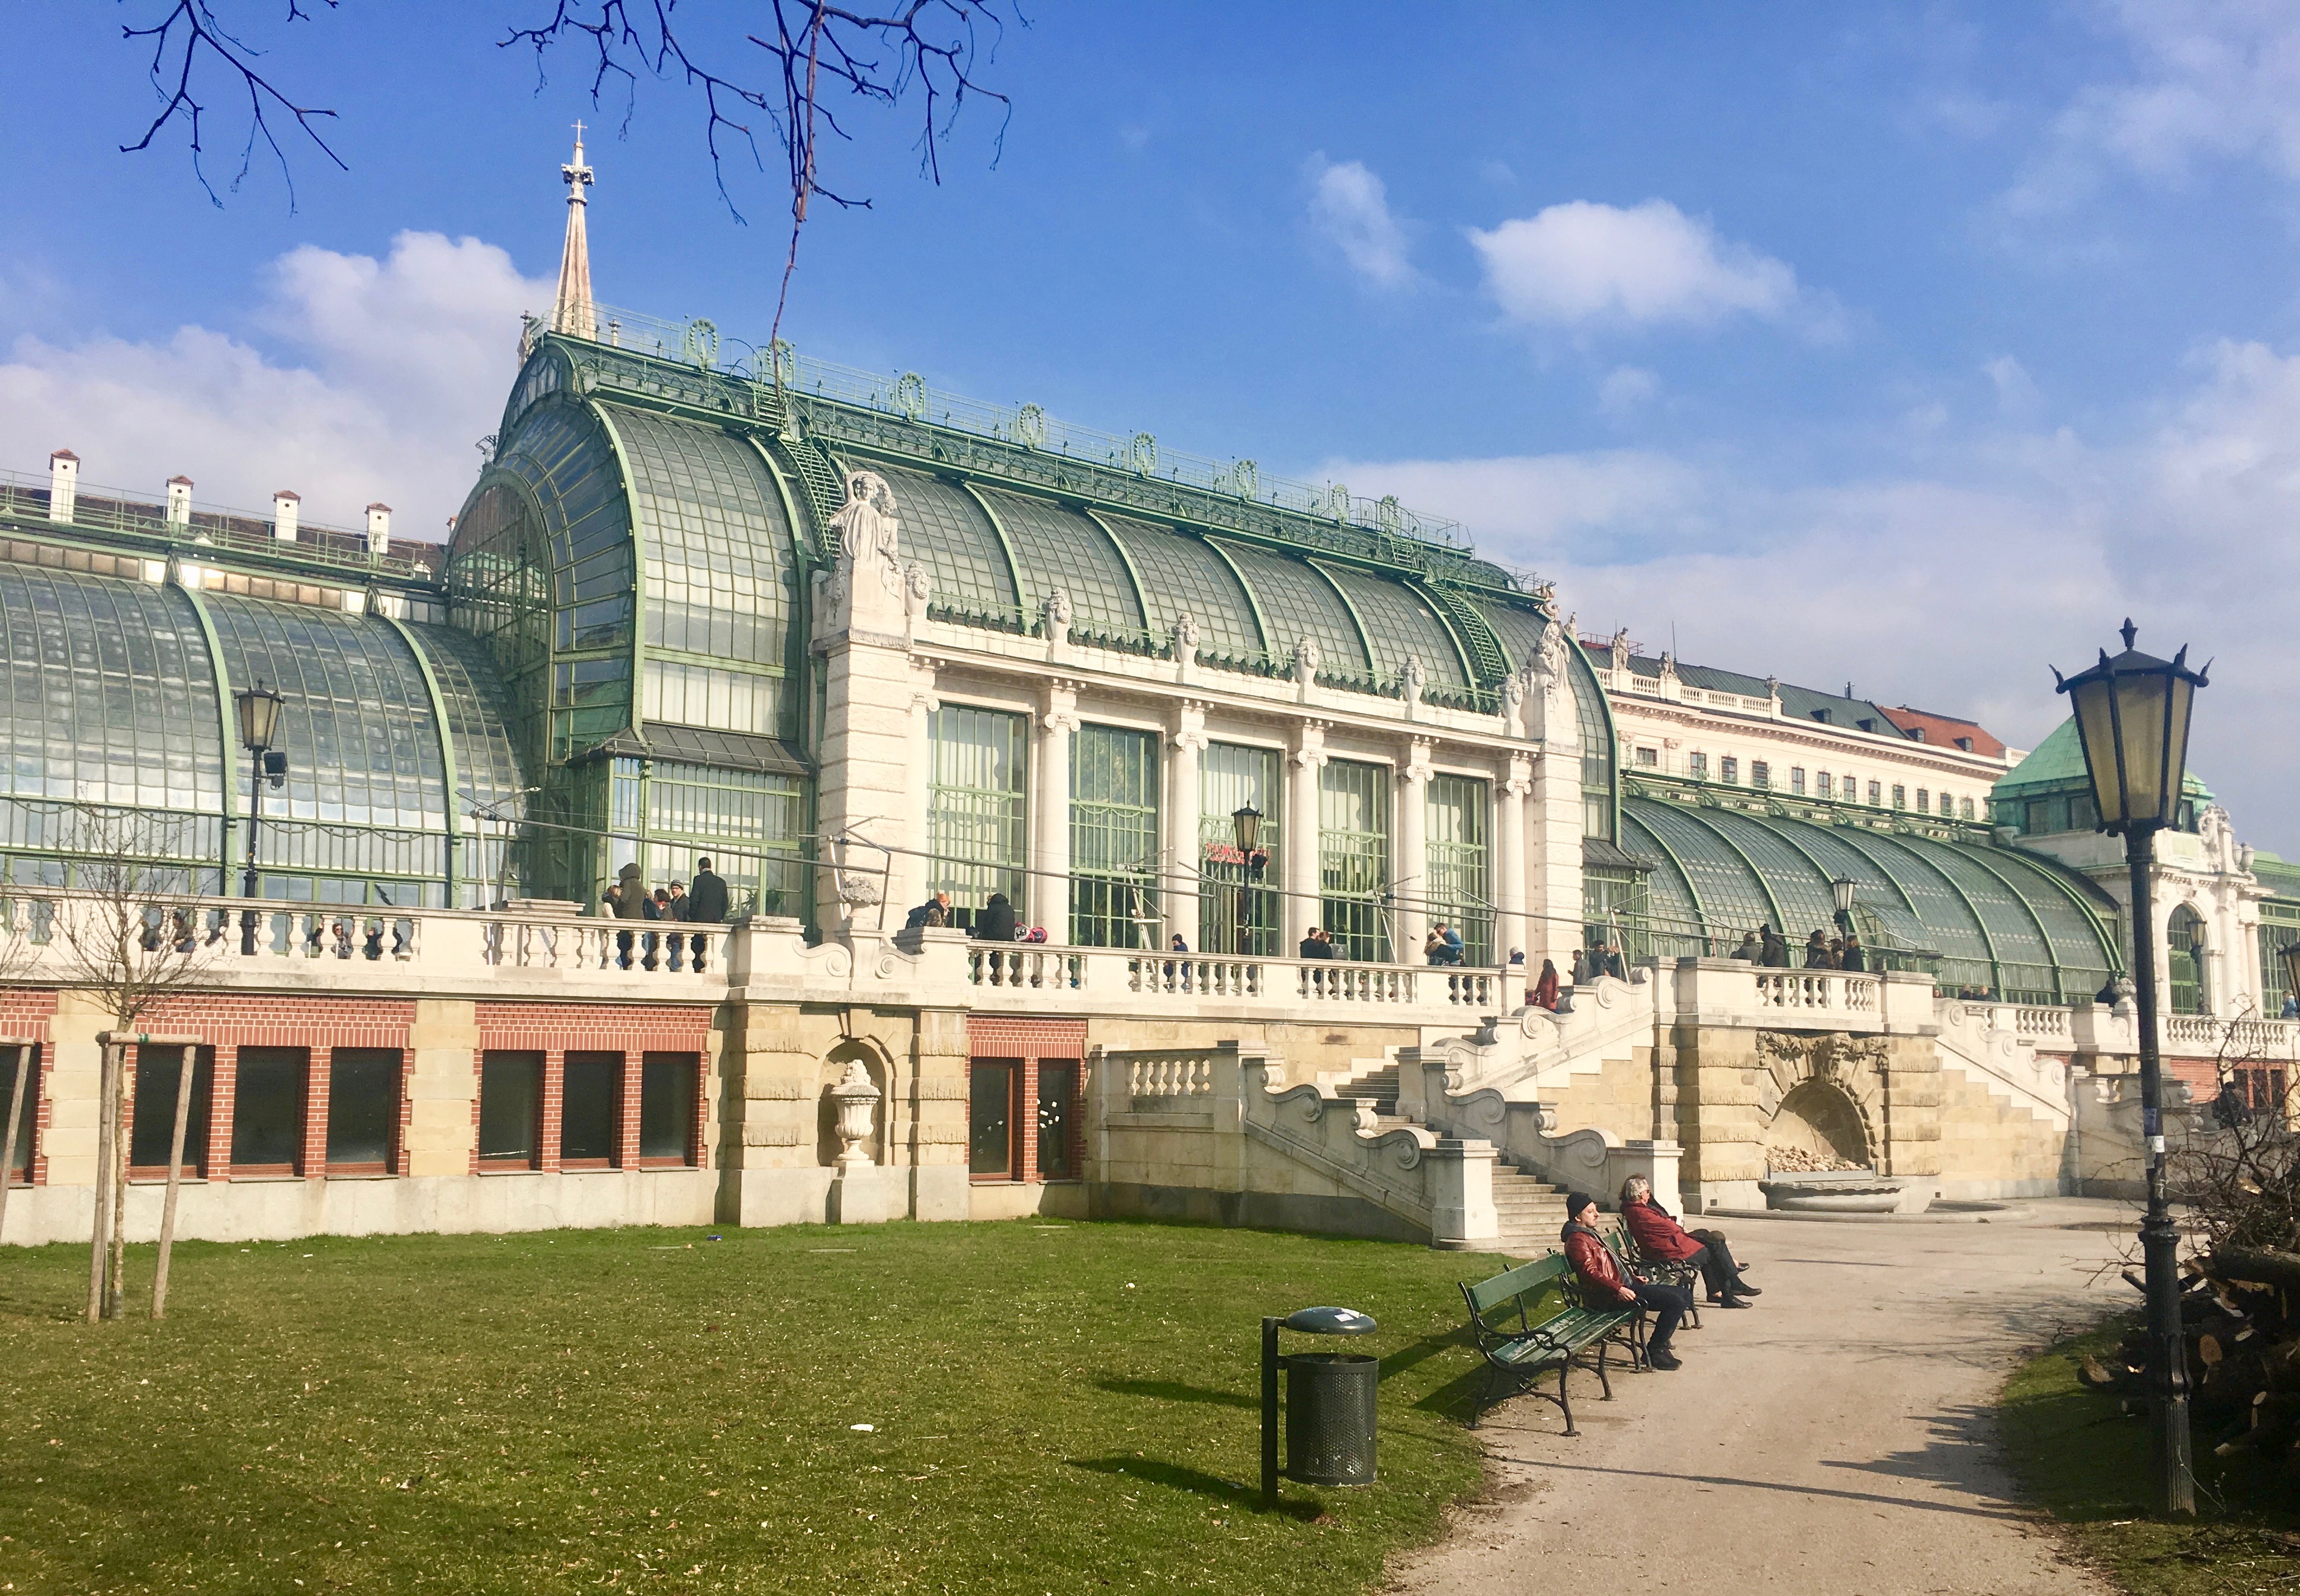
[
  {"xmin": 2056, "ymin": 622, "xmax": 2205, "ymax": 835},
  {"xmin": 2282, "ymin": 943, "xmax": 2300, "ymax": 1003},
  {"xmin": 235, "ymin": 685, "xmax": 285, "ymax": 754},
  {"xmin": 1831, "ymin": 876, "xmax": 1856, "ymax": 916},
  {"xmin": 1232, "ymin": 804, "xmax": 1262, "ymax": 855}
]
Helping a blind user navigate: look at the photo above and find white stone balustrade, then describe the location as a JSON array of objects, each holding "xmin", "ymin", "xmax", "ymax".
[{"xmin": 1656, "ymin": 957, "xmax": 1932, "ymax": 1035}]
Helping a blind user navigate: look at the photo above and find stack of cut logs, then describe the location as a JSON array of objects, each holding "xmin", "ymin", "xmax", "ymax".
[{"xmin": 2077, "ymin": 1244, "xmax": 2300, "ymax": 1465}]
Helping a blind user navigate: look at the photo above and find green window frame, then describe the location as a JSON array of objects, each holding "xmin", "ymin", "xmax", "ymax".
[
  {"xmin": 928, "ymin": 705, "xmax": 1027, "ymax": 929},
  {"xmin": 1070, "ymin": 724, "xmax": 1159, "ymax": 948},
  {"xmin": 1199, "ymin": 742, "xmax": 1281, "ymax": 956},
  {"xmin": 627, "ymin": 759, "xmax": 809, "ymax": 921},
  {"xmin": 1319, "ymin": 759, "xmax": 1391, "ymax": 962},
  {"xmin": 2168, "ymin": 904, "xmax": 2208, "ymax": 1017},
  {"xmin": 1425, "ymin": 773, "xmax": 1493, "ymax": 965}
]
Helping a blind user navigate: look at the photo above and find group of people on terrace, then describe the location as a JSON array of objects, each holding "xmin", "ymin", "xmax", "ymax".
[
  {"xmin": 1727, "ymin": 922, "xmax": 1866, "ymax": 971},
  {"xmin": 606, "ymin": 857, "xmax": 729, "ymax": 970},
  {"xmin": 1562, "ymin": 1176, "xmax": 1760, "ymax": 1372}
]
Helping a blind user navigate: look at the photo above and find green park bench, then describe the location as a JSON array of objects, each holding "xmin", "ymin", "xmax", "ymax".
[
  {"xmin": 1458, "ymin": 1253, "xmax": 1638, "ymax": 1434},
  {"xmin": 1608, "ymin": 1221, "xmax": 1702, "ymax": 1330}
]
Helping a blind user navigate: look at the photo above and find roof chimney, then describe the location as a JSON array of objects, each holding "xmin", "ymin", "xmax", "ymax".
[
  {"xmin": 365, "ymin": 502, "xmax": 392, "ymax": 555},
  {"xmin": 273, "ymin": 490, "xmax": 300, "ymax": 543},
  {"xmin": 47, "ymin": 451, "xmax": 78, "ymax": 524},
  {"xmin": 166, "ymin": 476, "xmax": 193, "ymax": 526}
]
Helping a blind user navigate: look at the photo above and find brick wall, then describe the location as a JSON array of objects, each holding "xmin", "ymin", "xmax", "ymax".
[
  {"xmin": 967, "ymin": 1017, "xmax": 1087, "ymax": 1184},
  {"xmin": 0, "ymin": 990, "xmax": 56, "ymax": 1186}
]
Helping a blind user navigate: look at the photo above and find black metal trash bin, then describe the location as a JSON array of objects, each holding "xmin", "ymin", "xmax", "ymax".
[{"xmin": 1283, "ymin": 1351, "xmax": 1378, "ymax": 1485}]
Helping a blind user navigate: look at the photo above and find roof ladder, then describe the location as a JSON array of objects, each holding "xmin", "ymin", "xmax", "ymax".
[
  {"xmin": 1422, "ymin": 580, "xmax": 1512, "ymax": 688},
  {"xmin": 779, "ymin": 432, "xmax": 849, "ymax": 557}
]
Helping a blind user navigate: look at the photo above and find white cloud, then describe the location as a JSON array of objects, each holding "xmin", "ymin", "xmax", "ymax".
[
  {"xmin": 1329, "ymin": 341, "xmax": 2300, "ymax": 850},
  {"xmin": 1598, "ymin": 365, "xmax": 1660, "ymax": 419},
  {"xmin": 2006, "ymin": 2, "xmax": 2300, "ymax": 214},
  {"xmin": 1305, "ymin": 155, "xmax": 1414, "ymax": 289},
  {"xmin": 1983, "ymin": 355, "xmax": 2041, "ymax": 418},
  {"xmin": 1468, "ymin": 200, "xmax": 1799, "ymax": 330},
  {"xmin": 0, "ymin": 231, "xmax": 548, "ymax": 540}
]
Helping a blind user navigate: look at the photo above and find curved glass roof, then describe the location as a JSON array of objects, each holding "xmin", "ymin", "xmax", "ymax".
[
  {"xmin": 0, "ymin": 561, "xmax": 527, "ymax": 906},
  {"xmin": 974, "ymin": 487, "xmax": 1146, "ymax": 642},
  {"xmin": 614, "ymin": 406, "xmax": 797, "ymax": 667},
  {"xmin": 1211, "ymin": 540, "xmax": 1370, "ymax": 679},
  {"xmin": 1093, "ymin": 512, "xmax": 1265, "ymax": 663},
  {"xmin": 1620, "ymin": 794, "xmax": 2118, "ymax": 1000},
  {"xmin": 874, "ymin": 464, "xmax": 1019, "ymax": 621},
  {"xmin": 1316, "ymin": 563, "xmax": 1468, "ymax": 688}
]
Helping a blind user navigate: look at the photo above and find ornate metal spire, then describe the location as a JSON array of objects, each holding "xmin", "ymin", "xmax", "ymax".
[{"xmin": 552, "ymin": 123, "xmax": 596, "ymax": 341}]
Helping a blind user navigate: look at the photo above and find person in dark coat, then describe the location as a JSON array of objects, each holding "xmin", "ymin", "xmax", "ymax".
[
  {"xmin": 684, "ymin": 858, "xmax": 730, "ymax": 972},
  {"xmin": 1804, "ymin": 930, "xmax": 1832, "ymax": 968},
  {"xmin": 1619, "ymin": 1176, "xmax": 1757, "ymax": 1305},
  {"xmin": 1758, "ymin": 924, "xmax": 1789, "ymax": 967},
  {"xmin": 973, "ymin": 891, "xmax": 1018, "ymax": 943},
  {"xmin": 1561, "ymin": 1194, "xmax": 1690, "ymax": 1370},
  {"xmin": 1840, "ymin": 933, "xmax": 1865, "ymax": 973},
  {"xmin": 1600, "ymin": 940, "xmax": 1628, "ymax": 981},
  {"xmin": 1731, "ymin": 930, "xmax": 1761, "ymax": 962},
  {"xmin": 612, "ymin": 861, "xmax": 645, "ymax": 968},
  {"xmin": 905, "ymin": 891, "xmax": 952, "ymax": 930}
]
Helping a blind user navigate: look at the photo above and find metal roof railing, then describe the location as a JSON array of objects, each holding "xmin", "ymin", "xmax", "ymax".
[
  {"xmin": 0, "ymin": 470, "xmax": 438, "ymax": 586},
  {"xmin": 533, "ymin": 303, "xmax": 1477, "ymax": 554}
]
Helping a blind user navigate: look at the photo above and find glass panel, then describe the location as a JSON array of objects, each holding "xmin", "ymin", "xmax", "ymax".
[
  {"xmin": 1426, "ymin": 774, "xmax": 1492, "ymax": 964},
  {"xmin": 969, "ymin": 1061, "xmax": 1015, "ymax": 1177},
  {"xmin": 2169, "ymin": 907, "xmax": 2206, "ymax": 1016},
  {"xmin": 1036, "ymin": 1062, "xmax": 1077, "ymax": 1180},
  {"xmin": 875, "ymin": 465, "xmax": 1019, "ymax": 621},
  {"xmin": 129, "ymin": 1046, "xmax": 210, "ymax": 1174},
  {"xmin": 1071, "ymin": 724, "xmax": 1159, "ymax": 948},
  {"xmin": 325, "ymin": 1048, "xmax": 400, "ymax": 1170},
  {"xmin": 560, "ymin": 1051, "xmax": 621, "ymax": 1163},
  {"xmin": 1317, "ymin": 563, "xmax": 1468, "ymax": 687},
  {"xmin": 641, "ymin": 660, "xmax": 781, "ymax": 738},
  {"xmin": 1199, "ymin": 742, "xmax": 1280, "ymax": 955},
  {"xmin": 1095, "ymin": 514, "xmax": 1265, "ymax": 664},
  {"xmin": 639, "ymin": 1053, "xmax": 697, "ymax": 1163},
  {"xmin": 642, "ymin": 761, "xmax": 808, "ymax": 921},
  {"xmin": 231, "ymin": 1047, "xmax": 307, "ymax": 1172},
  {"xmin": 1319, "ymin": 759, "xmax": 1390, "ymax": 962},
  {"xmin": 976, "ymin": 489, "xmax": 1146, "ymax": 644},
  {"xmin": 478, "ymin": 1051, "xmax": 541, "ymax": 1165},
  {"xmin": 928, "ymin": 705, "xmax": 1028, "ymax": 927},
  {"xmin": 1212, "ymin": 541, "xmax": 1371, "ymax": 680},
  {"xmin": 1628, "ymin": 800, "xmax": 1773, "ymax": 946},
  {"xmin": 615, "ymin": 408, "xmax": 796, "ymax": 670},
  {"xmin": 1618, "ymin": 813, "xmax": 1704, "ymax": 957}
]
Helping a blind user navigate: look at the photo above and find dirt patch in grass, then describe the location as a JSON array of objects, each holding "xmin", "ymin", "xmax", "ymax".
[
  {"xmin": 0, "ymin": 1219, "xmax": 1503, "ymax": 1594},
  {"xmin": 2000, "ymin": 1316, "xmax": 2300, "ymax": 1594}
]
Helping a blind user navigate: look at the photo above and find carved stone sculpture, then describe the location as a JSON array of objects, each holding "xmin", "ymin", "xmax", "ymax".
[
  {"xmin": 825, "ymin": 470, "xmax": 904, "ymax": 630},
  {"xmin": 1294, "ymin": 636, "xmax": 1321, "ymax": 685},
  {"xmin": 828, "ymin": 1060, "xmax": 882, "ymax": 1170},
  {"xmin": 1401, "ymin": 654, "xmax": 1426, "ymax": 705},
  {"xmin": 1042, "ymin": 586, "xmax": 1073, "ymax": 647},
  {"xmin": 1170, "ymin": 610, "xmax": 1200, "ymax": 656}
]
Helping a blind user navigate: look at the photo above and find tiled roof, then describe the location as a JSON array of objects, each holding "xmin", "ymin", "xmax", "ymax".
[{"xmin": 1581, "ymin": 643, "xmax": 1906, "ymax": 733}]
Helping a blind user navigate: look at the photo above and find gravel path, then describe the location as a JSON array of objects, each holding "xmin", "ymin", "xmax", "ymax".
[{"xmin": 1387, "ymin": 1199, "xmax": 2136, "ymax": 1596}]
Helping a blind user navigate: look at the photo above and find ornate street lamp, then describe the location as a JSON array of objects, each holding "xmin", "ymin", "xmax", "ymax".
[
  {"xmin": 1831, "ymin": 876, "xmax": 1856, "ymax": 933},
  {"xmin": 235, "ymin": 683, "xmax": 287, "ymax": 955},
  {"xmin": 2055, "ymin": 618, "xmax": 2208, "ymax": 1518},
  {"xmin": 1233, "ymin": 805, "xmax": 1262, "ymax": 857}
]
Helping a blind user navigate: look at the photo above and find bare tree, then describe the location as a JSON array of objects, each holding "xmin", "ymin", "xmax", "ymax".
[
  {"xmin": 115, "ymin": 2, "xmax": 1015, "ymax": 336},
  {"xmin": 41, "ymin": 813, "xmax": 222, "ymax": 1322}
]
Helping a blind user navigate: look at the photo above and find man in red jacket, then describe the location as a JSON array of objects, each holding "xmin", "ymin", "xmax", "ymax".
[
  {"xmin": 1561, "ymin": 1193, "xmax": 1691, "ymax": 1371},
  {"xmin": 1619, "ymin": 1175, "xmax": 1758, "ymax": 1308}
]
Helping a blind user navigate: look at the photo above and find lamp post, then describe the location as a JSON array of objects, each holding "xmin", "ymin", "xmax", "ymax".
[
  {"xmin": 2054, "ymin": 618, "xmax": 2208, "ymax": 1518},
  {"xmin": 1831, "ymin": 875, "xmax": 1856, "ymax": 932},
  {"xmin": 235, "ymin": 683, "xmax": 286, "ymax": 956},
  {"xmin": 1232, "ymin": 805, "xmax": 1262, "ymax": 956}
]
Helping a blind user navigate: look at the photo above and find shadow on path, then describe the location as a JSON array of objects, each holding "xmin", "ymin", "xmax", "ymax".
[{"xmin": 1485, "ymin": 1455, "xmax": 2039, "ymax": 1523}]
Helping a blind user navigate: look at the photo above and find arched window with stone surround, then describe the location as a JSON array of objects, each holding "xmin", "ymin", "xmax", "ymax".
[{"xmin": 2168, "ymin": 904, "xmax": 2209, "ymax": 1016}]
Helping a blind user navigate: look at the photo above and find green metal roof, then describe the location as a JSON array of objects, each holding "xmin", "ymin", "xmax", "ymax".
[
  {"xmin": 1993, "ymin": 716, "xmax": 2212, "ymax": 801},
  {"xmin": 1619, "ymin": 793, "xmax": 2120, "ymax": 1000}
]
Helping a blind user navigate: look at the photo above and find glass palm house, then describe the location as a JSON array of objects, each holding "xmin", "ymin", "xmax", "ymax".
[{"xmin": 0, "ymin": 312, "xmax": 2144, "ymax": 1003}]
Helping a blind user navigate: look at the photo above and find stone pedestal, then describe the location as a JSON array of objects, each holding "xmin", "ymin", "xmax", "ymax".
[{"xmin": 829, "ymin": 1166, "xmax": 895, "ymax": 1225}]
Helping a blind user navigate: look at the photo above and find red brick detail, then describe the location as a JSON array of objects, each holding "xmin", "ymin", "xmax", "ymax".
[
  {"xmin": 469, "ymin": 1053, "xmax": 483, "ymax": 1177},
  {"xmin": 0, "ymin": 993, "xmax": 57, "ymax": 1189},
  {"xmin": 301, "ymin": 1049, "xmax": 329, "ymax": 1180},
  {"xmin": 618, "ymin": 1052, "xmax": 644, "ymax": 1170},
  {"xmin": 688, "ymin": 1054, "xmax": 709, "ymax": 1171},
  {"xmin": 965, "ymin": 1017, "xmax": 1088, "ymax": 1054},
  {"xmin": 396, "ymin": 1051, "xmax": 416, "ymax": 1178},
  {"xmin": 538, "ymin": 1049, "xmax": 566, "ymax": 1174},
  {"xmin": 206, "ymin": 1044, "xmax": 237, "ymax": 1183},
  {"xmin": 474, "ymin": 1000, "xmax": 713, "ymax": 1055},
  {"xmin": 2167, "ymin": 1057, "xmax": 2219, "ymax": 1100}
]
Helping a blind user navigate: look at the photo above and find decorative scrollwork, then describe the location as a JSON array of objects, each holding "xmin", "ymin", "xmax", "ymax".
[
  {"xmin": 1014, "ymin": 403, "xmax": 1047, "ymax": 448},
  {"xmin": 1128, "ymin": 431, "xmax": 1157, "ymax": 476},
  {"xmin": 684, "ymin": 318, "xmax": 720, "ymax": 369},
  {"xmin": 893, "ymin": 371, "xmax": 928, "ymax": 421},
  {"xmin": 1231, "ymin": 458, "xmax": 1259, "ymax": 499}
]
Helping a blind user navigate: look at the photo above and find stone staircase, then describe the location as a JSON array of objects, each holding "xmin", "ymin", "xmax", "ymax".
[{"xmin": 1337, "ymin": 1062, "xmax": 1568, "ymax": 1251}]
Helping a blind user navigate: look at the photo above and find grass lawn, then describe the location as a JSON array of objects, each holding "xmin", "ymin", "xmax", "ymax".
[
  {"xmin": 0, "ymin": 1219, "xmax": 1506, "ymax": 1595},
  {"xmin": 2000, "ymin": 1318, "xmax": 2300, "ymax": 1594}
]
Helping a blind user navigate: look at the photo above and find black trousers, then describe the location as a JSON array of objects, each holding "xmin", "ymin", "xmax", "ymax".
[
  {"xmin": 1683, "ymin": 1232, "xmax": 1744, "ymax": 1298},
  {"xmin": 1629, "ymin": 1281, "xmax": 1691, "ymax": 1350}
]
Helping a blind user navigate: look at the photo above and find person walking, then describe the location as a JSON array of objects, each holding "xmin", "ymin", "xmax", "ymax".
[{"xmin": 1532, "ymin": 958, "xmax": 1561, "ymax": 1011}]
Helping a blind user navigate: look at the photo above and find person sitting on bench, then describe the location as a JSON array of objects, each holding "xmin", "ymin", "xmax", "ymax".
[
  {"xmin": 1561, "ymin": 1193, "xmax": 1691, "ymax": 1371},
  {"xmin": 1619, "ymin": 1175, "xmax": 1759, "ymax": 1307}
]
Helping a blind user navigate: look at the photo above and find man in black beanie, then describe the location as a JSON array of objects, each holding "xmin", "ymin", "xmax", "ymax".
[{"xmin": 1560, "ymin": 1192, "xmax": 1693, "ymax": 1370}]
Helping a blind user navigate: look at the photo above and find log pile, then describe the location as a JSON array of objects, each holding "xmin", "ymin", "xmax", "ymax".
[{"xmin": 2077, "ymin": 1244, "xmax": 2300, "ymax": 1468}]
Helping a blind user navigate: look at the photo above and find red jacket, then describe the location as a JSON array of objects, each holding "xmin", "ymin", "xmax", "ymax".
[
  {"xmin": 1563, "ymin": 1226, "xmax": 1637, "ymax": 1305},
  {"xmin": 1622, "ymin": 1197, "xmax": 1702, "ymax": 1262}
]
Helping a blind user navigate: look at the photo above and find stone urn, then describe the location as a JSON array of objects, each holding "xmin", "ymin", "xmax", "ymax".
[{"xmin": 828, "ymin": 1061, "xmax": 881, "ymax": 1170}]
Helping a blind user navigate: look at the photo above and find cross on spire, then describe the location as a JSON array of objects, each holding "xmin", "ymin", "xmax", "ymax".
[
  {"xmin": 553, "ymin": 128, "xmax": 596, "ymax": 338},
  {"xmin": 563, "ymin": 121, "xmax": 594, "ymax": 191}
]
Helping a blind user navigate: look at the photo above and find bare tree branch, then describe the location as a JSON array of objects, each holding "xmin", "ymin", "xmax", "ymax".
[{"xmin": 118, "ymin": 0, "xmax": 348, "ymax": 210}]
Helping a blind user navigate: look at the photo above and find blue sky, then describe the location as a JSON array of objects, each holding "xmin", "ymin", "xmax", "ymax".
[{"xmin": 4, "ymin": 2, "xmax": 2298, "ymax": 848}]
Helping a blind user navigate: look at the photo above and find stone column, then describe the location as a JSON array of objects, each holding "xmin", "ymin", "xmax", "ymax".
[
  {"xmin": 1497, "ymin": 753, "xmax": 1531, "ymax": 974},
  {"xmin": 1395, "ymin": 738, "xmax": 1434, "ymax": 964},
  {"xmin": 1526, "ymin": 625, "xmax": 1585, "ymax": 972},
  {"xmin": 1284, "ymin": 720, "xmax": 1329, "ymax": 954},
  {"xmin": 1031, "ymin": 680, "xmax": 1080, "ymax": 943},
  {"xmin": 1166, "ymin": 701, "xmax": 1208, "ymax": 953},
  {"xmin": 904, "ymin": 662, "xmax": 939, "ymax": 913}
]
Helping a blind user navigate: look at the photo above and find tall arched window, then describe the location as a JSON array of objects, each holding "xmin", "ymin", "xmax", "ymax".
[{"xmin": 2167, "ymin": 904, "xmax": 2208, "ymax": 1016}]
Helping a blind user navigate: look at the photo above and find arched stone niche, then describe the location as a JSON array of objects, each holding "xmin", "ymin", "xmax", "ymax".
[
  {"xmin": 816, "ymin": 1040, "xmax": 891, "ymax": 1167},
  {"xmin": 1755, "ymin": 1031, "xmax": 1888, "ymax": 1170}
]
